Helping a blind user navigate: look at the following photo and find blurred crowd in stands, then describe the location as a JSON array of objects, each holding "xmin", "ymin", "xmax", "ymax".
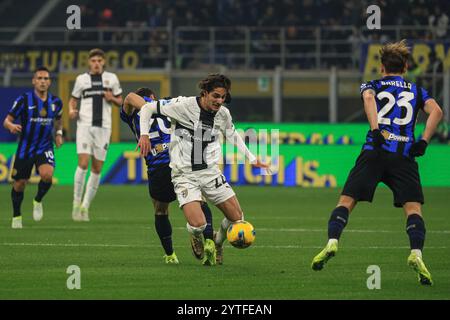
[{"xmin": 81, "ymin": 0, "xmax": 448, "ymax": 39}]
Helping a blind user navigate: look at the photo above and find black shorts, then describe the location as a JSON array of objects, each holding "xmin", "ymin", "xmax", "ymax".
[
  {"xmin": 147, "ymin": 165, "xmax": 177, "ymax": 203},
  {"xmin": 12, "ymin": 151, "xmax": 55, "ymax": 180},
  {"xmin": 342, "ymin": 149, "xmax": 424, "ymax": 207}
]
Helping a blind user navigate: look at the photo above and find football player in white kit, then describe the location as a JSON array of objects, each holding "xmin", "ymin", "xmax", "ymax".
[
  {"xmin": 137, "ymin": 74, "xmax": 269, "ymax": 266},
  {"xmin": 69, "ymin": 48, "xmax": 123, "ymax": 221}
]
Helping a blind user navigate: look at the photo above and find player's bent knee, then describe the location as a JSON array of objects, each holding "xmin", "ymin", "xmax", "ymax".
[{"xmin": 13, "ymin": 180, "xmax": 27, "ymax": 191}]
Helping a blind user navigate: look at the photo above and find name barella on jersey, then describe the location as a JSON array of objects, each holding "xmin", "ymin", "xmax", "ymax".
[
  {"xmin": 153, "ymin": 96, "xmax": 236, "ymax": 172},
  {"xmin": 8, "ymin": 91, "xmax": 63, "ymax": 159},
  {"xmin": 360, "ymin": 75, "xmax": 431, "ymax": 157},
  {"xmin": 71, "ymin": 71, "xmax": 122, "ymax": 129},
  {"xmin": 120, "ymin": 96, "xmax": 171, "ymax": 173}
]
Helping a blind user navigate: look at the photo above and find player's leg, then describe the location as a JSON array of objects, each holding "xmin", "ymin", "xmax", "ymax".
[
  {"xmin": 403, "ymin": 204, "xmax": 432, "ymax": 285},
  {"xmin": 80, "ymin": 128, "xmax": 110, "ymax": 221},
  {"xmin": 11, "ymin": 179, "xmax": 27, "ymax": 229},
  {"xmin": 73, "ymin": 125, "xmax": 91, "ymax": 221},
  {"xmin": 172, "ymin": 170, "xmax": 216, "ymax": 265},
  {"xmin": 384, "ymin": 153, "xmax": 431, "ymax": 285},
  {"xmin": 182, "ymin": 201, "xmax": 216, "ymax": 265},
  {"xmin": 32, "ymin": 161, "xmax": 54, "ymax": 222},
  {"xmin": 79, "ymin": 156, "xmax": 103, "ymax": 221},
  {"xmin": 312, "ymin": 150, "xmax": 382, "ymax": 271},
  {"xmin": 10, "ymin": 157, "xmax": 34, "ymax": 228},
  {"xmin": 311, "ymin": 195, "xmax": 356, "ymax": 271},
  {"xmin": 201, "ymin": 201, "xmax": 214, "ymax": 240},
  {"xmin": 153, "ymin": 200, "xmax": 178, "ymax": 264},
  {"xmin": 201, "ymin": 171, "xmax": 239, "ymax": 265}
]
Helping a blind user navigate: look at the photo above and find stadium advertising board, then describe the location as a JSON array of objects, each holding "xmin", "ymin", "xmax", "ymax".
[
  {"xmin": 1, "ymin": 123, "xmax": 449, "ymax": 186},
  {"xmin": 0, "ymin": 48, "xmax": 140, "ymax": 72}
]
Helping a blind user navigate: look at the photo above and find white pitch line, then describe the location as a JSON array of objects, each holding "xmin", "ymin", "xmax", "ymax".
[
  {"xmin": 0, "ymin": 242, "xmax": 447, "ymax": 250},
  {"xmin": 1, "ymin": 226, "xmax": 449, "ymax": 234}
]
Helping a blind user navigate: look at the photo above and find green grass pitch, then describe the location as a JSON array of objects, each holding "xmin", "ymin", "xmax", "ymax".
[{"xmin": 0, "ymin": 185, "xmax": 449, "ymax": 299}]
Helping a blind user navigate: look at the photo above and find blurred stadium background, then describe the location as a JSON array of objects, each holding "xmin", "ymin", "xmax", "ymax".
[{"xmin": 0, "ymin": 0, "xmax": 450, "ymax": 299}]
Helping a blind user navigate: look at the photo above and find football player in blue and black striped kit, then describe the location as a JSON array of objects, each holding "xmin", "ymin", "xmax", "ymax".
[
  {"xmin": 121, "ymin": 87, "xmax": 214, "ymax": 264},
  {"xmin": 311, "ymin": 40, "xmax": 443, "ymax": 285},
  {"xmin": 3, "ymin": 67, "xmax": 63, "ymax": 229}
]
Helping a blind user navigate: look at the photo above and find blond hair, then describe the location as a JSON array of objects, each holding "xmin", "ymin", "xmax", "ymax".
[{"xmin": 379, "ymin": 39, "xmax": 411, "ymax": 74}]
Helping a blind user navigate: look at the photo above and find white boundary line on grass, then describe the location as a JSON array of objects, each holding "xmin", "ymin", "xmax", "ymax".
[{"xmin": 0, "ymin": 242, "xmax": 447, "ymax": 250}]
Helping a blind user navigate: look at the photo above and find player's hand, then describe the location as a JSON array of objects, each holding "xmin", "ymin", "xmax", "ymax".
[
  {"xmin": 409, "ymin": 139, "xmax": 428, "ymax": 157},
  {"xmin": 137, "ymin": 135, "xmax": 151, "ymax": 157},
  {"xmin": 55, "ymin": 135, "xmax": 63, "ymax": 148},
  {"xmin": 252, "ymin": 159, "xmax": 270, "ymax": 169},
  {"xmin": 8, "ymin": 124, "xmax": 22, "ymax": 134},
  {"xmin": 103, "ymin": 91, "xmax": 113, "ymax": 102},
  {"xmin": 371, "ymin": 129, "xmax": 386, "ymax": 148},
  {"xmin": 69, "ymin": 108, "xmax": 79, "ymax": 120}
]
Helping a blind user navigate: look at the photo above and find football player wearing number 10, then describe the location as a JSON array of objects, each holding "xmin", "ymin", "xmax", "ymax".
[
  {"xmin": 311, "ymin": 40, "xmax": 443, "ymax": 285},
  {"xmin": 3, "ymin": 66, "xmax": 64, "ymax": 229}
]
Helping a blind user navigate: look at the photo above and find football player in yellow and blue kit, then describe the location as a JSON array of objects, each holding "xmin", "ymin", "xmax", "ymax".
[
  {"xmin": 121, "ymin": 87, "xmax": 214, "ymax": 264},
  {"xmin": 311, "ymin": 40, "xmax": 443, "ymax": 285}
]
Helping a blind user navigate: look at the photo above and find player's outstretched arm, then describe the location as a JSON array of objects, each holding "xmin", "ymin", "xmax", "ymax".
[
  {"xmin": 224, "ymin": 125, "xmax": 269, "ymax": 169},
  {"xmin": 3, "ymin": 115, "xmax": 22, "ymax": 134},
  {"xmin": 410, "ymin": 99, "xmax": 443, "ymax": 157}
]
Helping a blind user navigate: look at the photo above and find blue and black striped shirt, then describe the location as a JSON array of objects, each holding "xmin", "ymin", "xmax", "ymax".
[
  {"xmin": 360, "ymin": 75, "xmax": 431, "ymax": 157},
  {"xmin": 120, "ymin": 96, "xmax": 171, "ymax": 173},
  {"xmin": 8, "ymin": 91, "xmax": 63, "ymax": 159}
]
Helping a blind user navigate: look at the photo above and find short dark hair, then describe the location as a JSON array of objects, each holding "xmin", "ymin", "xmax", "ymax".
[
  {"xmin": 380, "ymin": 39, "xmax": 410, "ymax": 74},
  {"xmin": 198, "ymin": 74, "xmax": 231, "ymax": 95},
  {"xmin": 89, "ymin": 48, "xmax": 105, "ymax": 59},
  {"xmin": 33, "ymin": 66, "xmax": 50, "ymax": 77},
  {"xmin": 34, "ymin": 66, "xmax": 50, "ymax": 75},
  {"xmin": 134, "ymin": 87, "xmax": 156, "ymax": 98}
]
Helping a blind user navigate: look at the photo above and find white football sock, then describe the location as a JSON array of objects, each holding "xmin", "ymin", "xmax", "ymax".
[
  {"xmin": 186, "ymin": 223, "xmax": 207, "ymax": 236},
  {"xmin": 81, "ymin": 172, "xmax": 100, "ymax": 210},
  {"xmin": 411, "ymin": 249, "xmax": 422, "ymax": 258},
  {"xmin": 215, "ymin": 218, "xmax": 233, "ymax": 246},
  {"xmin": 73, "ymin": 166, "xmax": 87, "ymax": 204}
]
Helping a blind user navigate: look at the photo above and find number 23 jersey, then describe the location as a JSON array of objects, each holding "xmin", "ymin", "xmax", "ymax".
[{"xmin": 360, "ymin": 75, "xmax": 431, "ymax": 157}]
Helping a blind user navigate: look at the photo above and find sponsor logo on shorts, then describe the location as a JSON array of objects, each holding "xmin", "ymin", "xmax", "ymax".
[
  {"xmin": 82, "ymin": 143, "xmax": 88, "ymax": 149},
  {"xmin": 381, "ymin": 130, "xmax": 410, "ymax": 142},
  {"xmin": 104, "ymin": 143, "xmax": 109, "ymax": 150},
  {"xmin": 181, "ymin": 188, "xmax": 188, "ymax": 198},
  {"xmin": 12, "ymin": 168, "xmax": 17, "ymax": 177},
  {"xmin": 150, "ymin": 143, "xmax": 169, "ymax": 156}
]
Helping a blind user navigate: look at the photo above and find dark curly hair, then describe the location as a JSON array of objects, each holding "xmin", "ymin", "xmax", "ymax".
[{"xmin": 198, "ymin": 74, "xmax": 231, "ymax": 96}]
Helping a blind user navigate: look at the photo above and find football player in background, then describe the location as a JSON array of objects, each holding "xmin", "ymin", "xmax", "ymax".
[
  {"xmin": 3, "ymin": 67, "xmax": 63, "ymax": 228},
  {"xmin": 69, "ymin": 48, "xmax": 123, "ymax": 222},
  {"xmin": 311, "ymin": 40, "xmax": 443, "ymax": 285}
]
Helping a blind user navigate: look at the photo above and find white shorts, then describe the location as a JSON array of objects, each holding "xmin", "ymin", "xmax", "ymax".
[
  {"xmin": 76, "ymin": 125, "xmax": 111, "ymax": 161},
  {"xmin": 172, "ymin": 167, "xmax": 236, "ymax": 207}
]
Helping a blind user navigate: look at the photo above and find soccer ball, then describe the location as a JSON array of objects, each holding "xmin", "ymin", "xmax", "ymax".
[{"xmin": 227, "ymin": 220, "xmax": 256, "ymax": 249}]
